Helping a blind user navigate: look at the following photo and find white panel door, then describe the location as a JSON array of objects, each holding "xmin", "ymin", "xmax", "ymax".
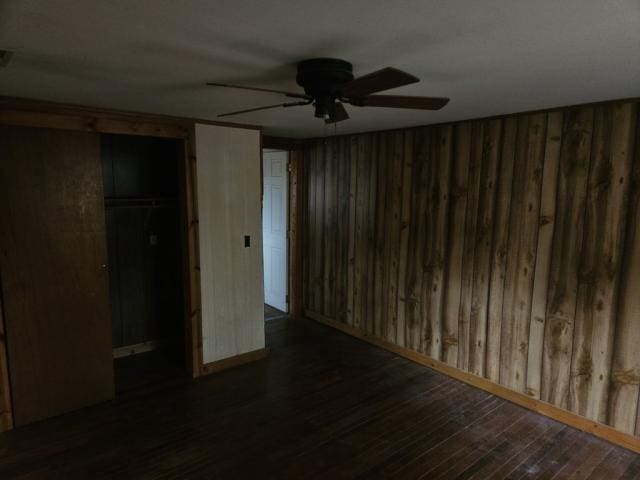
[{"xmin": 263, "ymin": 150, "xmax": 288, "ymax": 312}]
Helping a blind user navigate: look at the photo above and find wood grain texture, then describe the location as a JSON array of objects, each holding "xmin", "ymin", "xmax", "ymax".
[
  {"xmin": 571, "ymin": 103, "xmax": 637, "ymax": 423},
  {"xmin": 0, "ymin": 100, "xmax": 254, "ymax": 409},
  {"xmin": 468, "ymin": 120, "xmax": 501, "ymax": 376},
  {"xmin": 442, "ymin": 125, "xmax": 470, "ymax": 366},
  {"xmin": 423, "ymin": 126, "xmax": 452, "ymax": 359},
  {"xmin": 183, "ymin": 128, "xmax": 203, "ymax": 377},
  {"xmin": 0, "ymin": 126, "xmax": 114, "ymax": 426},
  {"xmin": 195, "ymin": 124, "xmax": 264, "ymax": 364},
  {"xmin": 0, "ymin": 289, "xmax": 13, "ymax": 430},
  {"xmin": 302, "ymin": 99, "xmax": 640, "ymax": 439},
  {"xmin": 485, "ymin": 117, "xmax": 517, "ymax": 382},
  {"xmin": 307, "ymin": 310, "xmax": 640, "ymax": 455},
  {"xmin": 458, "ymin": 122, "xmax": 482, "ymax": 372},
  {"xmin": 542, "ymin": 106, "xmax": 594, "ymax": 409},
  {"xmin": 526, "ymin": 111, "xmax": 563, "ymax": 399},
  {"xmin": 288, "ymin": 149, "xmax": 304, "ymax": 317},
  {"xmin": 609, "ymin": 106, "xmax": 640, "ymax": 435},
  {"xmin": 500, "ymin": 113, "xmax": 547, "ymax": 391},
  {"xmin": 0, "ymin": 316, "xmax": 637, "ymax": 477}
]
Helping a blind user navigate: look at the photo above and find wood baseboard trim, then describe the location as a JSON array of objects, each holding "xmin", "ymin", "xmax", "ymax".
[
  {"xmin": 201, "ymin": 348, "xmax": 269, "ymax": 376},
  {"xmin": 305, "ymin": 310, "xmax": 640, "ymax": 454},
  {"xmin": 112, "ymin": 339, "xmax": 173, "ymax": 359}
]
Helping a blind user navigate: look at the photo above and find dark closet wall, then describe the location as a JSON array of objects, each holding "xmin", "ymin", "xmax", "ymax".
[
  {"xmin": 102, "ymin": 134, "xmax": 184, "ymax": 348},
  {"xmin": 302, "ymin": 100, "xmax": 640, "ymax": 437}
]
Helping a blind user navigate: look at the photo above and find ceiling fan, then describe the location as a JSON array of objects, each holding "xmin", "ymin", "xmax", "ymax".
[{"xmin": 207, "ymin": 58, "xmax": 449, "ymax": 123}]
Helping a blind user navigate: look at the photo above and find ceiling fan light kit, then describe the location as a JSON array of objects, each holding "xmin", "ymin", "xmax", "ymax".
[{"xmin": 208, "ymin": 58, "xmax": 450, "ymax": 123}]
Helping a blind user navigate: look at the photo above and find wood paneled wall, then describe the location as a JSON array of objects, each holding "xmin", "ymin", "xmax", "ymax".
[{"xmin": 302, "ymin": 100, "xmax": 640, "ymax": 436}]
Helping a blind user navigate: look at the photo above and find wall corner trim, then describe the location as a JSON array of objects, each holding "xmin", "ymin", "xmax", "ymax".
[{"xmin": 304, "ymin": 310, "xmax": 640, "ymax": 454}]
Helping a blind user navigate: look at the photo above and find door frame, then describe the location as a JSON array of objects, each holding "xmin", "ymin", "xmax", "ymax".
[
  {"xmin": 262, "ymin": 136, "xmax": 304, "ymax": 317},
  {"xmin": 262, "ymin": 149, "xmax": 290, "ymax": 313}
]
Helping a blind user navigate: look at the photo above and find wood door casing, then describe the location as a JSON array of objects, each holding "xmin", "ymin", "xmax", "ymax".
[{"xmin": 0, "ymin": 125, "xmax": 114, "ymax": 426}]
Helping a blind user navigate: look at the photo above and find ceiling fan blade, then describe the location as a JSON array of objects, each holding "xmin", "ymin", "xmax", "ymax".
[
  {"xmin": 218, "ymin": 100, "xmax": 310, "ymax": 118},
  {"xmin": 326, "ymin": 102, "xmax": 350, "ymax": 124},
  {"xmin": 353, "ymin": 95, "xmax": 450, "ymax": 110},
  {"xmin": 207, "ymin": 82, "xmax": 309, "ymax": 99},
  {"xmin": 340, "ymin": 67, "xmax": 419, "ymax": 97}
]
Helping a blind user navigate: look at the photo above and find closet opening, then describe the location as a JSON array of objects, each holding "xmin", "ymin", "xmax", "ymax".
[{"xmin": 101, "ymin": 133, "xmax": 188, "ymax": 395}]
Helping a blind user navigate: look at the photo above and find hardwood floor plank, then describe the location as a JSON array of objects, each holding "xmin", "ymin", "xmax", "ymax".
[{"xmin": 0, "ymin": 316, "xmax": 635, "ymax": 479}]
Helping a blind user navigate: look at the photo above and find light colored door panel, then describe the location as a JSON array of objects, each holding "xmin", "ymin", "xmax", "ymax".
[
  {"xmin": 195, "ymin": 124, "xmax": 265, "ymax": 364},
  {"xmin": 263, "ymin": 150, "xmax": 288, "ymax": 312}
]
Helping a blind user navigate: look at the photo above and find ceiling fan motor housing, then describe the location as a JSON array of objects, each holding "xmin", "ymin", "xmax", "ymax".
[{"xmin": 296, "ymin": 58, "xmax": 354, "ymax": 118}]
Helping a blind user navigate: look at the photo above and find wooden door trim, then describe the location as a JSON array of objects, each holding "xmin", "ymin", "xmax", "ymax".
[
  {"xmin": 0, "ymin": 96, "xmax": 262, "ymax": 133},
  {"xmin": 0, "ymin": 288, "xmax": 13, "ymax": 430},
  {"xmin": 0, "ymin": 109, "xmax": 190, "ymax": 139},
  {"xmin": 182, "ymin": 129, "xmax": 203, "ymax": 377},
  {"xmin": 287, "ymin": 150, "xmax": 304, "ymax": 317}
]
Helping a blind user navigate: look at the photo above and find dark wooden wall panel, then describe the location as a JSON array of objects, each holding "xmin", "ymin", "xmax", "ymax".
[{"xmin": 302, "ymin": 100, "xmax": 640, "ymax": 437}]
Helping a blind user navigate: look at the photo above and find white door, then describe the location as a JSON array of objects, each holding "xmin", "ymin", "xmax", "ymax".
[{"xmin": 263, "ymin": 150, "xmax": 288, "ymax": 312}]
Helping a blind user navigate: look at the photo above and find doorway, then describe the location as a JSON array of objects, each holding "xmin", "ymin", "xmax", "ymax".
[
  {"xmin": 101, "ymin": 134, "xmax": 187, "ymax": 394},
  {"xmin": 262, "ymin": 150, "xmax": 289, "ymax": 316}
]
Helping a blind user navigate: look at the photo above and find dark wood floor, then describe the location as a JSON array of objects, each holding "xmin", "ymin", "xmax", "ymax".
[
  {"xmin": 265, "ymin": 303, "xmax": 287, "ymax": 320},
  {"xmin": 0, "ymin": 317, "xmax": 638, "ymax": 479}
]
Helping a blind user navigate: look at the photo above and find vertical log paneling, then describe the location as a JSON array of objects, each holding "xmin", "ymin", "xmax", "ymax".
[
  {"xmin": 373, "ymin": 134, "xmax": 389, "ymax": 337},
  {"xmin": 500, "ymin": 114, "xmax": 547, "ymax": 391},
  {"xmin": 353, "ymin": 135, "xmax": 369, "ymax": 329},
  {"xmin": 384, "ymin": 132, "xmax": 405, "ymax": 343},
  {"xmin": 302, "ymin": 100, "xmax": 640, "ymax": 438},
  {"xmin": 354, "ymin": 135, "xmax": 375, "ymax": 331},
  {"xmin": 485, "ymin": 117, "xmax": 518, "ymax": 382},
  {"xmin": 323, "ymin": 140, "xmax": 336, "ymax": 319},
  {"xmin": 608, "ymin": 106, "xmax": 640, "ymax": 434},
  {"xmin": 458, "ymin": 122, "xmax": 483, "ymax": 371},
  {"xmin": 424, "ymin": 126, "xmax": 452, "ymax": 359},
  {"xmin": 542, "ymin": 107, "xmax": 594, "ymax": 409},
  {"xmin": 334, "ymin": 137, "xmax": 349, "ymax": 322},
  {"xmin": 305, "ymin": 144, "xmax": 317, "ymax": 312},
  {"xmin": 365, "ymin": 135, "xmax": 378, "ymax": 335},
  {"xmin": 468, "ymin": 119, "xmax": 501, "ymax": 376},
  {"xmin": 442, "ymin": 124, "xmax": 471, "ymax": 366},
  {"xmin": 405, "ymin": 129, "xmax": 431, "ymax": 350},
  {"xmin": 526, "ymin": 111, "xmax": 563, "ymax": 398},
  {"xmin": 571, "ymin": 103, "xmax": 636, "ymax": 422},
  {"xmin": 313, "ymin": 140, "xmax": 325, "ymax": 313},
  {"xmin": 303, "ymin": 147, "xmax": 312, "ymax": 311},
  {"xmin": 346, "ymin": 137, "xmax": 357, "ymax": 326},
  {"xmin": 396, "ymin": 131, "xmax": 414, "ymax": 347}
]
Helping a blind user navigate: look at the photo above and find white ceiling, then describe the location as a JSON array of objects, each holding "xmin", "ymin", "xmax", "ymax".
[{"xmin": 1, "ymin": 1, "xmax": 639, "ymax": 138}]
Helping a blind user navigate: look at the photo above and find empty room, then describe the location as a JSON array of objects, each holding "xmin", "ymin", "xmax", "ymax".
[{"xmin": 0, "ymin": 1, "xmax": 639, "ymax": 478}]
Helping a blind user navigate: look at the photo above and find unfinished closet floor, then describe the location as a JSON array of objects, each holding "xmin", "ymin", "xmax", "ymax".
[{"xmin": 0, "ymin": 317, "xmax": 638, "ymax": 479}]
